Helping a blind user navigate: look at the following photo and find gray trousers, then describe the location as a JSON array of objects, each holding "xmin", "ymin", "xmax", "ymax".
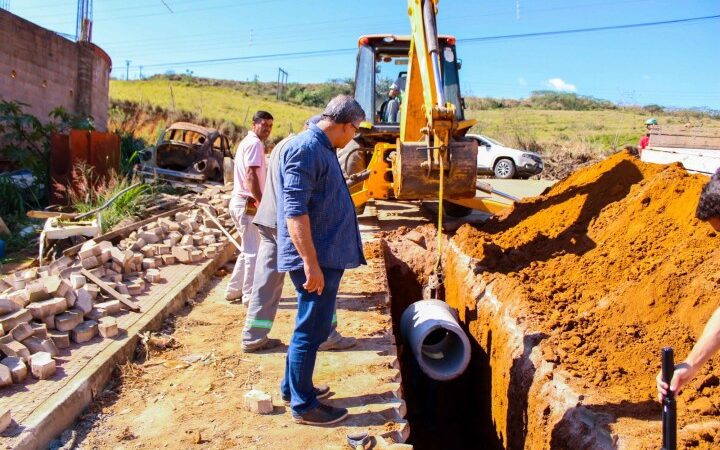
[{"xmin": 242, "ymin": 224, "xmax": 341, "ymax": 346}]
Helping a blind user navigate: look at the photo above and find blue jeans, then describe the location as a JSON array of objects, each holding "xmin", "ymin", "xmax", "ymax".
[{"xmin": 281, "ymin": 267, "xmax": 344, "ymax": 415}]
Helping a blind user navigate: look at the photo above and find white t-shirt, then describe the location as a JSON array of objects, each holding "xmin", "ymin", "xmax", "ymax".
[{"xmin": 232, "ymin": 131, "xmax": 267, "ymax": 201}]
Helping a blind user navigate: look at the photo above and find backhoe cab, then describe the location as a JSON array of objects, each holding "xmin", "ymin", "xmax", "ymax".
[{"xmin": 345, "ymin": 1, "xmax": 504, "ymax": 216}]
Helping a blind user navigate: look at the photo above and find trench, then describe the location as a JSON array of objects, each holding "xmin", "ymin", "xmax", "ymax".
[{"xmin": 384, "ymin": 241, "xmax": 503, "ymax": 450}]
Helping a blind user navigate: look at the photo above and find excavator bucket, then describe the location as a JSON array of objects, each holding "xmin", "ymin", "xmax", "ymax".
[{"xmin": 393, "ymin": 138, "xmax": 478, "ymax": 200}]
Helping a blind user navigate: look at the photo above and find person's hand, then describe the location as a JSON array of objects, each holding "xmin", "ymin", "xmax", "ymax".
[
  {"xmin": 656, "ymin": 362, "xmax": 696, "ymax": 402},
  {"xmin": 303, "ymin": 261, "xmax": 324, "ymax": 295}
]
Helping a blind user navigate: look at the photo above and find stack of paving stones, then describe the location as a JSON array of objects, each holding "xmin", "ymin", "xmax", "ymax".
[{"xmin": 0, "ymin": 188, "xmax": 232, "ymax": 402}]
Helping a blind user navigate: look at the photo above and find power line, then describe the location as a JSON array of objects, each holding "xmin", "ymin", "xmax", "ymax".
[{"xmin": 458, "ymin": 14, "xmax": 720, "ymax": 44}]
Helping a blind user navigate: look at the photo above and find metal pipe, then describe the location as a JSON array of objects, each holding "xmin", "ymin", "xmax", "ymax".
[
  {"xmin": 422, "ymin": 0, "xmax": 446, "ymax": 106},
  {"xmin": 400, "ymin": 299, "xmax": 471, "ymax": 380}
]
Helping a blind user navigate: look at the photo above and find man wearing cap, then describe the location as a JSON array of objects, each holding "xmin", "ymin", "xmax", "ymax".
[
  {"xmin": 278, "ymin": 95, "xmax": 366, "ymax": 425},
  {"xmin": 379, "ymin": 84, "xmax": 401, "ymax": 123},
  {"xmin": 638, "ymin": 118, "xmax": 657, "ymax": 154},
  {"xmin": 241, "ymin": 115, "xmax": 357, "ymax": 353}
]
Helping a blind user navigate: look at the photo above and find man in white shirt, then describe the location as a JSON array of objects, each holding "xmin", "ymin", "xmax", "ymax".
[{"xmin": 226, "ymin": 110, "xmax": 273, "ymax": 302}]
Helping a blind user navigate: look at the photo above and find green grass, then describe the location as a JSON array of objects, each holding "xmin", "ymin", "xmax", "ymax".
[{"xmin": 110, "ymin": 79, "xmax": 320, "ymax": 140}]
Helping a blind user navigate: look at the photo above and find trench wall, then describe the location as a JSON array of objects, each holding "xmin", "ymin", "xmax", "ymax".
[
  {"xmin": 443, "ymin": 240, "xmax": 616, "ymax": 449},
  {"xmin": 0, "ymin": 9, "xmax": 111, "ymax": 130}
]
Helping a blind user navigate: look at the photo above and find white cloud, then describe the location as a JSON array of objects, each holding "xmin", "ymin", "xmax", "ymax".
[
  {"xmin": 547, "ymin": 78, "xmax": 577, "ymax": 92},
  {"xmin": 518, "ymin": 77, "xmax": 527, "ymax": 87}
]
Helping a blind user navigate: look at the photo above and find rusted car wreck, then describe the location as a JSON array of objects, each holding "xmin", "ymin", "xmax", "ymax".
[{"xmin": 138, "ymin": 122, "xmax": 233, "ymax": 183}]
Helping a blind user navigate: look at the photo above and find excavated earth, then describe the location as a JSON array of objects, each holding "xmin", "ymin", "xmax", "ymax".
[{"xmin": 383, "ymin": 152, "xmax": 720, "ymax": 449}]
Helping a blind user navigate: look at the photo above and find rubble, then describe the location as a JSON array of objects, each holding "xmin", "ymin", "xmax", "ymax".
[
  {"xmin": 30, "ymin": 352, "xmax": 56, "ymax": 380},
  {"xmin": 1, "ymin": 356, "xmax": 28, "ymax": 383},
  {"xmin": 244, "ymin": 390, "xmax": 274, "ymax": 414}
]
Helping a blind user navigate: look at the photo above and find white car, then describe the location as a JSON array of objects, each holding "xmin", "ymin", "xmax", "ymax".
[{"xmin": 467, "ymin": 134, "xmax": 544, "ymax": 179}]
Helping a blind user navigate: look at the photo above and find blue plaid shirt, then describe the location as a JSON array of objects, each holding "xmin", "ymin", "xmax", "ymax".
[{"xmin": 276, "ymin": 124, "xmax": 366, "ymax": 272}]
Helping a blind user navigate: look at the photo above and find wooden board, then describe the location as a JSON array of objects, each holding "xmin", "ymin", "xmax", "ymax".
[{"xmin": 649, "ymin": 130, "xmax": 720, "ymax": 150}]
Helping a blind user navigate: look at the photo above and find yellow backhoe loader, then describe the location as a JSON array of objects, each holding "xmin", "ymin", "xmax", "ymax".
[{"xmin": 342, "ymin": 0, "xmax": 511, "ymax": 217}]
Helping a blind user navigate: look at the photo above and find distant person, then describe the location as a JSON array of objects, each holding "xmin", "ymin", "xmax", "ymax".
[
  {"xmin": 241, "ymin": 115, "xmax": 357, "ymax": 353},
  {"xmin": 657, "ymin": 168, "xmax": 720, "ymax": 401},
  {"xmin": 277, "ymin": 95, "xmax": 366, "ymax": 425},
  {"xmin": 225, "ymin": 111, "xmax": 273, "ymax": 303},
  {"xmin": 379, "ymin": 84, "xmax": 401, "ymax": 123},
  {"xmin": 638, "ymin": 118, "xmax": 657, "ymax": 153}
]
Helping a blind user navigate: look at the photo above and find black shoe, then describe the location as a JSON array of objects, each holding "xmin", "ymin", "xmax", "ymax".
[
  {"xmin": 292, "ymin": 402, "xmax": 348, "ymax": 425},
  {"xmin": 282, "ymin": 384, "xmax": 331, "ymax": 405}
]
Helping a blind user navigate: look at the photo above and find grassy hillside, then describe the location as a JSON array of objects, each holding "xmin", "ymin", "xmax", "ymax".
[{"xmin": 110, "ymin": 77, "xmax": 720, "ymax": 166}]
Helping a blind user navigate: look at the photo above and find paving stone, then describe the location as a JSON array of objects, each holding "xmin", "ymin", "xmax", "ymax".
[
  {"xmin": 204, "ymin": 248, "xmax": 217, "ymax": 259},
  {"xmin": 161, "ymin": 255, "xmax": 177, "ymax": 265},
  {"xmin": 141, "ymin": 245, "xmax": 157, "ymax": 257},
  {"xmin": 0, "ymin": 296, "xmax": 20, "ymax": 315},
  {"xmin": 172, "ymin": 246, "xmax": 193, "ymax": 264},
  {"xmin": 85, "ymin": 284, "xmax": 100, "ymax": 300},
  {"xmin": 22, "ymin": 336, "xmax": 58, "ymax": 356},
  {"xmin": 48, "ymin": 330, "xmax": 70, "ymax": 349},
  {"xmin": 30, "ymin": 322, "xmax": 48, "ymax": 338},
  {"xmin": 74, "ymin": 288, "xmax": 93, "ymax": 314},
  {"xmin": 98, "ymin": 317, "xmax": 118, "ymax": 338},
  {"xmin": 138, "ymin": 231, "xmax": 160, "ymax": 244},
  {"xmin": 30, "ymin": 352, "xmax": 56, "ymax": 380},
  {"xmin": 0, "ymin": 408, "xmax": 10, "ymax": 433},
  {"xmin": 41, "ymin": 314, "xmax": 56, "ymax": 330},
  {"xmin": 142, "ymin": 258, "xmax": 158, "ymax": 270},
  {"xmin": 95, "ymin": 300, "xmax": 121, "ymax": 315},
  {"xmin": 116, "ymin": 283, "xmax": 130, "ymax": 295},
  {"xmin": 81, "ymin": 256, "xmax": 101, "ymax": 270},
  {"xmin": 55, "ymin": 310, "xmax": 84, "ymax": 332},
  {"xmin": 190, "ymin": 250, "xmax": 204, "ymax": 263},
  {"xmin": 72, "ymin": 320, "xmax": 98, "ymax": 343},
  {"xmin": 10, "ymin": 322, "xmax": 34, "ymax": 342},
  {"xmin": 0, "ymin": 364, "xmax": 12, "ymax": 387},
  {"xmin": 70, "ymin": 273, "xmax": 86, "ymax": 290},
  {"xmin": 244, "ymin": 389, "xmax": 273, "ymax": 414},
  {"xmin": 85, "ymin": 308, "xmax": 107, "ymax": 321},
  {"xmin": 0, "ymin": 309, "xmax": 31, "ymax": 331},
  {"xmin": 64, "ymin": 288, "xmax": 77, "ymax": 307},
  {"xmin": 26, "ymin": 297, "xmax": 67, "ymax": 319},
  {"xmin": 1, "ymin": 356, "xmax": 27, "ymax": 383},
  {"xmin": 145, "ymin": 269, "xmax": 163, "ymax": 284},
  {"xmin": 6, "ymin": 290, "xmax": 30, "ymax": 309},
  {"xmin": 0, "ymin": 340, "xmax": 30, "ymax": 363}
]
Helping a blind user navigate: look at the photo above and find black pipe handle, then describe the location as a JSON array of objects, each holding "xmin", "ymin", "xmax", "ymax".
[{"xmin": 662, "ymin": 347, "xmax": 676, "ymax": 450}]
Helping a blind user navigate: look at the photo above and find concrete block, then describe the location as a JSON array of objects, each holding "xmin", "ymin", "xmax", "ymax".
[
  {"xmin": 1, "ymin": 356, "xmax": 28, "ymax": 383},
  {"xmin": 0, "ymin": 364, "xmax": 12, "ymax": 387},
  {"xmin": 48, "ymin": 330, "xmax": 70, "ymax": 349},
  {"xmin": 81, "ymin": 256, "xmax": 101, "ymax": 270},
  {"xmin": 70, "ymin": 273, "xmax": 86, "ymax": 290},
  {"xmin": 156, "ymin": 244, "xmax": 171, "ymax": 255},
  {"xmin": 74, "ymin": 288, "xmax": 93, "ymax": 314},
  {"xmin": 202, "ymin": 235, "xmax": 216, "ymax": 246},
  {"xmin": 6, "ymin": 290, "xmax": 30, "ymax": 309},
  {"xmin": 41, "ymin": 314, "xmax": 56, "ymax": 330},
  {"xmin": 179, "ymin": 235, "xmax": 193, "ymax": 246},
  {"xmin": 142, "ymin": 258, "xmax": 157, "ymax": 270},
  {"xmin": 168, "ymin": 231, "xmax": 183, "ymax": 245},
  {"xmin": 55, "ymin": 310, "xmax": 84, "ymax": 332},
  {"xmin": 0, "ymin": 408, "xmax": 10, "ymax": 433},
  {"xmin": 85, "ymin": 284, "xmax": 100, "ymax": 300},
  {"xmin": 10, "ymin": 322, "xmax": 33, "ymax": 342},
  {"xmin": 30, "ymin": 352, "xmax": 56, "ymax": 380},
  {"xmin": 89, "ymin": 267, "xmax": 106, "ymax": 279},
  {"xmin": 131, "ymin": 238, "xmax": 147, "ymax": 252},
  {"xmin": 27, "ymin": 281, "xmax": 51, "ymax": 302},
  {"xmin": 95, "ymin": 300, "xmax": 121, "ymax": 315},
  {"xmin": 141, "ymin": 245, "xmax": 156, "ymax": 257},
  {"xmin": 72, "ymin": 320, "xmax": 98, "ymax": 343},
  {"xmin": 0, "ymin": 309, "xmax": 31, "ymax": 331},
  {"xmin": 100, "ymin": 248, "xmax": 112, "ymax": 263},
  {"xmin": 30, "ymin": 322, "xmax": 48, "ymax": 338},
  {"xmin": 111, "ymin": 262, "xmax": 123, "ymax": 274},
  {"xmin": 0, "ymin": 340, "xmax": 30, "ymax": 363},
  {"xmin": 64, "ymin": 288, "xmax": 77, "ymax": 307},
  {"xmin": 145, "ymin": 269, "xmax": 163, "ymax": 284},
  {"xmin": 26, "ymin": 297, "xmax": 67, "ymax": 319},
  {"xmin": 190, "ymin": 250, "xmax": 204, "ymax": 263},
  {"xmin": 172, "ymin": 246, "xmax": 193, "ymax": 264},
  {"xmin": 138, "ymin": 231, "xmax": 160, "ymax": 244},
  {"xmin": 161, "ymin": 255, "xmax": 177, "ymax": 265},
  {"xmin": 22, "ymin": 336, "xmax": 58, "ymax": 356},
  {"xmin": 204, "ymin": 248, "xmax": 217, "ymax": 259},
  {"xmin": 98, "ymin": 317, "xmax": 118, "ymax": 338},
  {"xmin": 0, "ymin": 296, "xmax": 20, "ymax": 315},
  {"xmin": 115, "ymin": 283, "xmax": 130, "ymax": 295},
  {"xmin": 244, "ymin": 390, "xmax": 273, "ymax": 414},
  {"xmin": 175, "ymin": 212, "xmax": 189, "ymax": 222}
]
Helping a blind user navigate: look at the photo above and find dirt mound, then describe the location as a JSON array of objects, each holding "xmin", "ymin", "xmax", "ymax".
[{"xmin": 454, "ymin": 151, "xmax": 720, "ymax": 446}]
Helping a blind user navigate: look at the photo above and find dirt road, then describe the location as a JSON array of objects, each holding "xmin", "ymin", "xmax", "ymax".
[{"xmin": 62, "ymin": 212, "xmax": 408, "ymax": 449}]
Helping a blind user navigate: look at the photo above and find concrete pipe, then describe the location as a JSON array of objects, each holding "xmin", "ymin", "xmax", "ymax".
[{"xmin": 400, "ymin": 299, "xmax": 471, "ymax": 381}]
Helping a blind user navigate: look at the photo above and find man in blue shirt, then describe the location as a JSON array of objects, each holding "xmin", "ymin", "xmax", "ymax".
[{"xmin": 277, "ymin": 95, "xmax": 366, "ymax": 425}]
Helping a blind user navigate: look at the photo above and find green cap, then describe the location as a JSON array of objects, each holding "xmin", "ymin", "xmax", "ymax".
[{"xmin": 645, "ymin": 118, "xmax": 658, "ymax": 125}]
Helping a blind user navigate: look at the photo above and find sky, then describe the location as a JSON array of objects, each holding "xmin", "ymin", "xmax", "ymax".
[{"xmin": 7, "ymin": 0, "xmax": 720, "ymax": 109}]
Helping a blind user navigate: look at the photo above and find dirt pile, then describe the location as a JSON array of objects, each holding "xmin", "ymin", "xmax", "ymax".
[{"xmin": 454, "ymin": 151, "xmax": 720, "ymax": 446}]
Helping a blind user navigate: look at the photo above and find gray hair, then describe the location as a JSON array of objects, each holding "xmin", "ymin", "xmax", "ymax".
[
  {"xmin": 321, "ymin": 95, "xmax": 366, "ymax": 124},
  {"xmin": 696, "ymin": 168, "xmax": 720, "ymax": 220}
]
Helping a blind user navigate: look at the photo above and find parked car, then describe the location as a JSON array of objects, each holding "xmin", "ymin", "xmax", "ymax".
[
  {"xmin": 139, "ymin": 122, "xmax": 234, "ymax": 183},
  {"xmin": 466, "ymin": 134, "xmax": 544, "ymax": 179}
]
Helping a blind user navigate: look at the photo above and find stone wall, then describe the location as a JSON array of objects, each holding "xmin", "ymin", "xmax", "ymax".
[{"xmin": 0, "ymin": 9, "xmax": 111, "ymax": 131}]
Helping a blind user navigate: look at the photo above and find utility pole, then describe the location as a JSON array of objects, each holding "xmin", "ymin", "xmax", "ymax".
[
  {"xmin": 125, "ymin": 60, "xmax": 131, "ymax": 80},
  {"xmin": 276, "ymin": 68, "xmax": 288, "ymax": 100},
  {"xmin": 139, "ymin": 65, "xmax": 144, "ymax": 79},
  {"xmin": 76, "ymin": 0, "xmax": 93, "ymax": 42}
]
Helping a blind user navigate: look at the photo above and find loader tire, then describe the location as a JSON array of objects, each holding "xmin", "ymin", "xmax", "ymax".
[{"xmin": 338, "ymin": 139, "xmax": 369, "ymax": 215}]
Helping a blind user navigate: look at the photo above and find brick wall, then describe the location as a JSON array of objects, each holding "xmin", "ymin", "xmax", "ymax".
[{"xmin": 0, "ymin": 9, "xmax": 112, "ymax": 131}]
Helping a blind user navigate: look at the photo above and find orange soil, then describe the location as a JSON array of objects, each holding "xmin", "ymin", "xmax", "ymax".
[{"xmin": 454, "ymin": 151, "xmax": 720, "ymax": 447}]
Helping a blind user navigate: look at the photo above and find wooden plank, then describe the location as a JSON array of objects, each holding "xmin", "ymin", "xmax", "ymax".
[
  {"xmin": 81, "ymin": 268, "xmax": 140, "ymax": 312},
  {"xmin": 649, "ymin": 131, "xmax": 720, "ymax": 150}
]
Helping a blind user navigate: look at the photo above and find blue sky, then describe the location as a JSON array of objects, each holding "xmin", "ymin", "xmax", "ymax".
[{"xmin": 8, "ymin": 0, "xmax": 720, "ymax": 109}]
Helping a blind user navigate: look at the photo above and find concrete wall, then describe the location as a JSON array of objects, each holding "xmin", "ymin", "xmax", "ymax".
[{"xmin": 0, "ymin": 9, "xmax": 112, "ymax": 131}]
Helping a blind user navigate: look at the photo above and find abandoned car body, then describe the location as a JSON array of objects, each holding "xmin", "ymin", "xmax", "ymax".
[{"xmin": 139, "ymin": 122, "xmax": 233, "ymax": 183}]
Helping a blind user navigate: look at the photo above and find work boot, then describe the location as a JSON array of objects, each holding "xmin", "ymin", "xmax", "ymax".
[
  {"xmin": 282, "ymin": 384, "xmax": 331, "ymax": 405},
  {"xmin": 292, "ymin": 402, "xmax": 348, "ymax": 426},
  {"xmin": 319, "ymin": 336, "xmax": 357, "ymax": 351},
  {"xmin": 242, "ymin": 337, "xmax": 282, "ymax": 353},
  {"xmin": 225, "ymin": 290, "xmax": 243, "ymax": 303}
]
